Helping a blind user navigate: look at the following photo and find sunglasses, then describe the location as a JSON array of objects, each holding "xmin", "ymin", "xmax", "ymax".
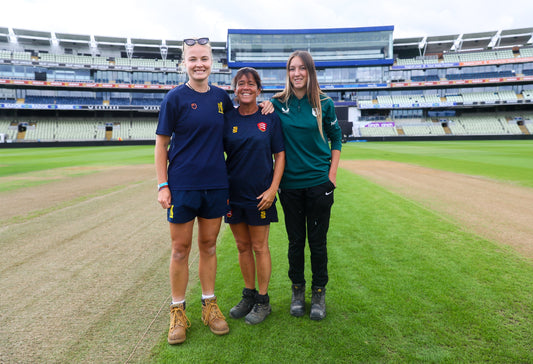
[{"xmin": 183, "ymin": 38, "xmax": 209, "ymax": 46}]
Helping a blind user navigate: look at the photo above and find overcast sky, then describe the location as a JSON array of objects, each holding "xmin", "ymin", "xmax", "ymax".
[{"xmin": 3, "ymin": 0, "xmax": 533, "ymax": 42}]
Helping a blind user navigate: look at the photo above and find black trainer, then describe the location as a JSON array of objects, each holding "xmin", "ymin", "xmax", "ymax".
[
  {"xmin": 310, "ymin": 286, "xmax": 326, "ymax": 320},
  {"xmin": 290, "ymin": 284, "xmax": 305, "ymax": 317},
  {"xmin": 229, "ymin": 287, "xmax": 257, "ymax": 319}
]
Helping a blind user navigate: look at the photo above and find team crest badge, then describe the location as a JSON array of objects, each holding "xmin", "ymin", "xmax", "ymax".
[
  {"xmin": 257, "ymin": 122, "xmax": 267, "ymax": 132},
  {"xmin": 191, "ymin": 103, "xmax": 198, "ymax": 110}
]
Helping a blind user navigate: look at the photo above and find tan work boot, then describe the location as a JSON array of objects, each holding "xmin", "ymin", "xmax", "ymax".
[
  {"xmin": 168, "ymin": 302, "xmax": 191, "ymax": 344},
  {"xmin": 201, "ymin": 297, "xmax": 229, "ymax": 335}
]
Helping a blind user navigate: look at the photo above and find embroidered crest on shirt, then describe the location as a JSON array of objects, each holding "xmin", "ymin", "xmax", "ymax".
[
  {"xmin": 191, "ymin": 103, "xmax": 198, "ymax": 110},
  {"xmin": 232, "ymin": 126, "xmax": 238, "ymax": 133},
  {"xmin": 257, "ymin": 122, "xmax": 267, "ymax": 132},
  {"xmin": 218, "ymin": 102, "xmax": 224, "ymax": 114}
]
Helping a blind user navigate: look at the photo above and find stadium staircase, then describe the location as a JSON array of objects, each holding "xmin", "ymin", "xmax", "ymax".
[{"xmin": 16, "ymin": 130, "xmax": 26, "ymax": 140}]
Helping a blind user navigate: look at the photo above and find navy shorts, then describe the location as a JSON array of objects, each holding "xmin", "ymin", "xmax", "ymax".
[
  {"xmin": 168, "ymin": 189, "xmax": 229, "ymax": 224},
  {"xmin": 224, "ymin": 203, "xmax": 278, "ymax": 226}
]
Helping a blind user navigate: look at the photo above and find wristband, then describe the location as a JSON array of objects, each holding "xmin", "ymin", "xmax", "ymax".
[{"xmin": 158, "ymin": 182, "xmax": 169, "ymax": 191}]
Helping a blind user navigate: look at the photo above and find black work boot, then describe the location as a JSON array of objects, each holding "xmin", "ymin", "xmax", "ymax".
[
  {"xmin": 310, "ymin": 286, "xmax": 326, "ymax": 321},
  {"xmin": 245, "ymin": 293, "xmax": 271, "ymax": 325},
  {"xmin": 290, "ymin": 284, "xmax": 306, "ymax": 317},
  {"xmin": 229, "ymin": 288, "xmax": 257, "ymax": 319}
]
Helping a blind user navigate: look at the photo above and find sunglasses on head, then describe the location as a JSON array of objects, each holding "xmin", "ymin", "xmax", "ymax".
[{"xmin": 183, "ymin": 37, "xmax": 209, "ymax": 46}]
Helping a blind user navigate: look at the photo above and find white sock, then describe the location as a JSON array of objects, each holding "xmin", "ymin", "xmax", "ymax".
[
  {"xmin": 202, "ymin": 294, "xmax": 215, "ymax": 300},
  {"xmin": 171, "ymin": 299, "xmax": 185, "ymax": 305}
]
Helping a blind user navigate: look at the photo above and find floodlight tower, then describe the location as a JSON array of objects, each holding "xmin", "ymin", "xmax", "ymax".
[{"xmin": 160, "ymin": 41, "xmax": 168, "ymax": 61}]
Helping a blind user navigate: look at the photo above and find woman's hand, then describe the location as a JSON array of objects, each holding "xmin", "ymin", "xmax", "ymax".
[
  {"xmin": 158, "ymin": 188, "xmax": 172, "ymax": 209},
  {"xmin": 258, "ymin": 100, "xmax": 274, "ymax": 115},
  {"xmin": 329, "ymin": 175, "xmax": 337, "ymax": 187},
  {"xmin": 257, "ymin": 187, "xmax": 276, "ymax": 211}
]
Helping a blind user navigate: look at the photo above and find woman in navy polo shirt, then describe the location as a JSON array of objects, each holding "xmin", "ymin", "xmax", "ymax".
[
  {"xmin": 224, "ymin": 67, "xmax": 285, "ymax": 325},
  {"xmin": 156, "ymin": 38, "xmax": 273, "ymax": 344},
  {"xmin": 156, "ymin": 37, "xmax": 231, "ymax": 345}
]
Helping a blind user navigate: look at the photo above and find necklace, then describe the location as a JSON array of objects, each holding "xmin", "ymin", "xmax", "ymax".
[{"xmin": 186, "ymin": 81, "xmax": 210, "ymax": 93}]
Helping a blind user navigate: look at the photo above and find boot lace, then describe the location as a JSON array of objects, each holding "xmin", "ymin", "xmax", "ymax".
[
  {"xmin": 170, "ymin": 306, "xmax": 191, "ymax": 330},
  {"xmin": 202, "ymin": 301, "xmax": 226, "ymax": 325}
]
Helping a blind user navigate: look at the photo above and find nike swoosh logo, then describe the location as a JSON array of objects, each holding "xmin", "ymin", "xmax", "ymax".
[{"xmin": 325, "ymin": 191, "xmax": 333, "ymax": 195}]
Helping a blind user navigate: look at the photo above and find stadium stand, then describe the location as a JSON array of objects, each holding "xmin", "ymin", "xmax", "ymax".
[
  {"xmin": 359, "ymin": 125, "xmax": 398, "ymax": 137},
  {"xmin": 401, "ymin": 123, "xmax": 447, "ymax": 136},
  {"xmin": 0, "ymin": 25, "xmax": 532, "ymax": 143},
  {"xmin": 522, "ymin": 90, "xmax": 533, "ymax": 101},
  {"xmin": 519, "ymin": 48, "xmax": 533, "ymax": 58}
]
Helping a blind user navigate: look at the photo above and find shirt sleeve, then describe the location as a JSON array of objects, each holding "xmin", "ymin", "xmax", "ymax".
[
  {"xmin": 270, "ymin": 113, "xmax": 285, "ymax": 154},
  {"xmin": 322, "ymin": 98, "xmax": 343, "ymax": 151},
  {"xmin": 223, "ymin": 91, "xmax": 234, "ymax": 113},
  {"xmin": 156, "ymin": 91, "xmax": 177, "ymax": 136}
]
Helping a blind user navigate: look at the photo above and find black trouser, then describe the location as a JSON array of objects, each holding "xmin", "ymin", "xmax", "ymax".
[{"xmin": 279, "ymin": 180, "xmax": 335, "ymax": 288}]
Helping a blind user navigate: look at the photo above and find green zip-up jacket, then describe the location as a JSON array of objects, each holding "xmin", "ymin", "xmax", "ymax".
[{"xmin": 272, "ymin": 94, "xmax": 342, "ymax": 189}]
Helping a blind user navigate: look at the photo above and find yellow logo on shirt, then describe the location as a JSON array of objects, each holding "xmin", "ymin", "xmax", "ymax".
[
  {"xmin": 218, "ymin": 102, "xmax": 224, "ymax": 114},
  {"xmin": 233, "ymin": 126, "xmax": 238, "ymax": 133}
]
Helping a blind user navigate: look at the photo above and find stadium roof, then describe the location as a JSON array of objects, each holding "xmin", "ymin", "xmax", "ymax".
[
  {"xmin": 394, "ymin": 27, "xmax": 533, "ymax": 56},
  {"xmin": 424, "ymin": 34, "xmax": 459, "ymax": 54},
  {"xmin": 12, "ymin": 28, "xmax": 52, "ymax": 46},
  {"xmin": 93, "ymin": 35, "xmax": 128, "ymax": 45},
  {"xmin": 130, "ymin": 38, "xmax": 162, "ymax": 47},
  {"xmin": 2, "ymin": 25, "xmax": 533, "ymax": 59},
  {"xmin": 498, "ymin": 27, "xmax": 533, "ymax": 48},
  {"xmin": 55, "ymin": 32, "xmax": 91, "ymax": 47},
  {"xmin": 0, "ymin": 26, "xmax": 9, "ymax": 43},
  {"xmin": 165, "ymin": 39, "xmax": 181, "ymax": 50},
  {"xmin": 461, "ymin": 30, "xmax": 497, "ymax": 50}
]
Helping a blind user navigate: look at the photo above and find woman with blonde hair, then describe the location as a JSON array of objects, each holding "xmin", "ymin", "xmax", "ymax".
[
  {"xmin": 156, "ymin": 38, "xmax": 274, "ymax": 344},
  {"xmin": 155, "ymin": 37, "xmax": 233, "ymax": 345},
  {"xmin": 271, "ymin": 50, "xmax": 342, "ymax": 321}
]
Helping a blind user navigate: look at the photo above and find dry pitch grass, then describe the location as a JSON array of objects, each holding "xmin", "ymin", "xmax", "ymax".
[
  {"xmin": 1, "ymin": 161, "xmax": 532, "ymax": 363},
  {"xmin": 341, "ymin": 160, "xmax": 533, "ymax": 259},
  {"xmin": 0, "ymin": 165, "xmax": 179, "ymax": 363}
]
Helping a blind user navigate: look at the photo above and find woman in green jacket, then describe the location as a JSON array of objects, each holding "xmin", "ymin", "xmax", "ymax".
[{"xmin": 271, "ymin": 50, "xmax": 342, "ymax": 321}]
